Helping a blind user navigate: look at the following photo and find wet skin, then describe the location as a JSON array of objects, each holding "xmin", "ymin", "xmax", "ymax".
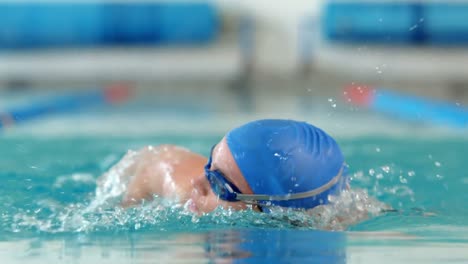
[{"xmin": 118, "ymin": 138, "xmax": 255, "ymax": 213}]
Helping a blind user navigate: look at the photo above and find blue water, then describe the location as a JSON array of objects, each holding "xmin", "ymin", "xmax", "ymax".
[
  {"xmin": 1, "ymin": 136, "xmax": 467, "ymax": 227},
  {"xmin": 1, "ymin": 97, "xmax": 468, "ymax": 263}
]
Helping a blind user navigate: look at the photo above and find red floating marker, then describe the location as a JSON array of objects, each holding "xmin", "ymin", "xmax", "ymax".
[
  {"xmin": 0, "ymin": 83, "xmax": 136, "ymax": 131},
  {"xmin": 104, "ymin": 82, "xmax": 134, "ymax": 104},
  {"xmin": 343, "ymin": 84, "xmax": 374, "ymax": 107},
  {"xmin": 343, "ymin": 84, "xmax": 468, "ymax": 128}
]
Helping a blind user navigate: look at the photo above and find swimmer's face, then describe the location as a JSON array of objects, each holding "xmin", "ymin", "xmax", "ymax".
[{"xmin": 189, "ymin": 138, "xmax": 255, "ymax": 214}]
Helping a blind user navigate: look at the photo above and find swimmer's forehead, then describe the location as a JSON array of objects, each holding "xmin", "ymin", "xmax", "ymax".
[
  {"xmin": 211, "ymin": 138, "xmax": 246, "ymax": 187},
  {"xmin": 210, "ymin": 139, "xmax": 228, "ymax": 170}
]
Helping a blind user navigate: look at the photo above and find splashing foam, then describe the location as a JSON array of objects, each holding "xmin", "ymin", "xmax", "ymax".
[
  {"xmin": 53, "ymin": 173, "xmax": 95, "ymax": 188},
  {"xmin": 10, "ymin": 192, "xmax": 388, "ymax": 234},
  {"xmin": 87, "ymin": 150, "xmax": 139, "ymax": 212},
  {"xmin": 9, "ymin": 152, "xmax": 390, "ymax": 234}
]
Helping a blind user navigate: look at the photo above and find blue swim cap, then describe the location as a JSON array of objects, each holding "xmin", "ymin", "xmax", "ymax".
[{"xmin": 226, "ymin": 119, "xmax": 347, "ymax": 209}]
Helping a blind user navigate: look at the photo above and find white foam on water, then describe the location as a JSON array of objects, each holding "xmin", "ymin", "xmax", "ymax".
[{"xmin": 53, "ymin": 173, "xmax": 95, "ymax": 188}]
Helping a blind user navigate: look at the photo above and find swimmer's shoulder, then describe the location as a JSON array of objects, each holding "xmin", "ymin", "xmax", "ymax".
[
  {"xmin": 121, "ymin": 144, "xmax": 206, "ymax": 206},
  {"xmin": 138, "ymin": 144, "xmax": 207, "ymax": 164}
]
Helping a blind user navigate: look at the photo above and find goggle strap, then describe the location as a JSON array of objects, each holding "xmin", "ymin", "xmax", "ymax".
[{"xmin": 235, "ymin": 166, "xmax": 344, "ymax": 202}]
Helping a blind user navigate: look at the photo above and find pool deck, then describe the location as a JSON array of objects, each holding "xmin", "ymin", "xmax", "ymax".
[{"xmin": 1, "ymin": 36, "xmax": 468, "ymax": 104}]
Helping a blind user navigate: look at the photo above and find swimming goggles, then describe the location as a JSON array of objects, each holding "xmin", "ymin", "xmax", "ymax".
[{"xmin": 204, "ymin": 145, "xmax": 344, "ymax": 205}]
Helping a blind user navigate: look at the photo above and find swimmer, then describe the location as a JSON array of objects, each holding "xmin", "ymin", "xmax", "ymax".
[{"xmin": 99, "ymin": 119, "xmax": 349, "ymax": 214}]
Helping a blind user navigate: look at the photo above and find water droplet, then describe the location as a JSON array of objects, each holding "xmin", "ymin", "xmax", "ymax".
[
  {"xmin": 407, "ymin": 171, "xmax": 415, "ymax": 177},
  {"xmin": 327, "ymin": 98, "xmax": 337, "ymax": 108},
  {"xmin": 381, "ymin": 166, "xmax": 390, "ymax": 173},
  {"xmin": 375, "ymin": 147, "xmax": 381, "ymax": 152},
  {"xmin": 376, "ymin": 174, "xmax": 384, "ymax": 180},
  {"xmin": 399, "ymin": 176, "xmax": 408, "ymax": 184},
  {"xmin": 409, "ymin": 24, "xmax": 418, "ymax": 31},
  {"xmin": 354, "ymin": 171, "xmax": 364, "ymax": 179},
  {"xmin": 191, "ymin": 215, "xmax": 200, "ymax": 223},
  {"xmin": 434, "ymin": 161, "xmax": 441, "ymax": 167},
  {"xmin": 369, "ymin": 169, "xmax": 375, "ymax": 176}
]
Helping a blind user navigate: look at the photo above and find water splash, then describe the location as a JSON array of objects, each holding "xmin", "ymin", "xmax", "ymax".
[
  {"xmin": 53, "ymin": 173, "xmax": 95, "ymax": 188},
  {"xmin": 8, "ymin": 187, "xmax": 389, "ymax": 234},
  {"xmin": 87, "ymin": 149, "xmax": 139, "ymax": 212},
  {"xmin": 5, "ymin": 147, "xmax": 393, "ymax": 235}
]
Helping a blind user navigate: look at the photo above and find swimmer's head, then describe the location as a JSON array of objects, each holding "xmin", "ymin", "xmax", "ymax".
[
  {"xmin": 190, "ymin": 138, "xmax": 255, "ymax": 214},
  {"xmin": 209, "ymin": 119, "xmax": 348, "ymax": 210}
]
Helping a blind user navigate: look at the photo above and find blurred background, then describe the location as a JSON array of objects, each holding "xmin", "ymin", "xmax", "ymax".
[
  {"xmin": 1, "ymin": 0, "xmax": 468, "ymax": 136},
  {"xmin": 2, "ymin": 3, "xmax": 468, "ymax": 262}
]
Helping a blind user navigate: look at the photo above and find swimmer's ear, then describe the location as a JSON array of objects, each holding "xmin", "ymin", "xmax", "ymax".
[{"xmin": 253, "ymin": 204, "xmax": 263, "ymax": 213}]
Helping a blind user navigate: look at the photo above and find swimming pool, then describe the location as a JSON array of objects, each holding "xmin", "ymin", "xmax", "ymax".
[{"xmin": 1, "ymin": 90, "xmax": 467, "ymax": 263}]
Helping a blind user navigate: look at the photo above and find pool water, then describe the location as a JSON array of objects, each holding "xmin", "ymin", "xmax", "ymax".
[{"xmin": 1, "ymin": 93, "xmax": 468, "ymax": 263}]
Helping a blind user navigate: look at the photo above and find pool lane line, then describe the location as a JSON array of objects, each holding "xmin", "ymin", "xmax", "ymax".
[
  {"xmin": 344, "ymin": 84, "xmax": 468, "ymax": 128},
  {"xmin": 0, "ymin": 83, "xmax": 133, "ymax": 130}
]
